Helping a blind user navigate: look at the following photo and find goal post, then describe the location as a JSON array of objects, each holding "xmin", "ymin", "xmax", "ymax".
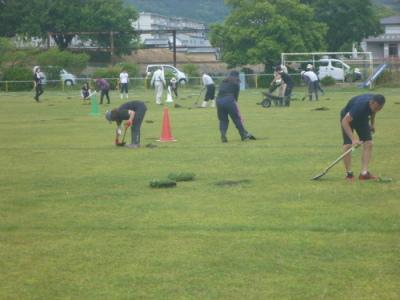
[{"xmin": 281, "ymin": 51, "xmax": 373, "ymax": 81}]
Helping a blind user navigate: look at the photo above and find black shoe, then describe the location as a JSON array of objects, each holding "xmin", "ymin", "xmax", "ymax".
[
  {"xmin": 221, "ymin": 135, "xmax": 228, "ymax": 143},
  {"xmin": 241, "ymin": 133, "xmax": 256, "ymax": 141}
]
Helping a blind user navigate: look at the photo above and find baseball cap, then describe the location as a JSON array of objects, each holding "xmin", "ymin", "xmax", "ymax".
[{"xmin": 105, "ymin": 110, "xmax": 112, "ymax": 123}]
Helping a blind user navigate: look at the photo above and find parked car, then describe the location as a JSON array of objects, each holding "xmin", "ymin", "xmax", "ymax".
[
  {"xmin": 60, "ymin": 69, "xmax": 77, "ymax": 86},
  {"xmin": 146, "ymin": 64, "xmax": 187, "ymax": 84},
  {"xmin": 318, "ymin": 59, "xmax": 351, "ymax": 81},
  {"xmin": 38, "ymin": 68, "xmax": 77, "ymax": 86}
]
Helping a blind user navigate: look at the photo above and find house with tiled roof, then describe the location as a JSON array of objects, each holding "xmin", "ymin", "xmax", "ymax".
[{"xmin": 361, "ymin": 16, "xmax": 400, "ymax": 59}]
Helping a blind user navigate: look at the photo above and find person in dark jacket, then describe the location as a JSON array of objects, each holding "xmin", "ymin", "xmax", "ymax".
[
  {"xmin": 33, "ymin": 66, "xmax": 44, "ymax": 102},
  {"xmin": 216, "ymin": 71, "xmax": 256, "ymax": 143},
  {"xmin": 275, "ymin": 65, "xmax": 294, "ymax": 106},
  {"xmin": 340, "ymin": 94, "xmax": 385, "ymax": 181},
  {"xmin": 95, "ymin": 78, "xmax": 111, "ymax": 104},
  {"xmin": 105, "ymin": 101, "xmax": 147, "ymax": 148}
]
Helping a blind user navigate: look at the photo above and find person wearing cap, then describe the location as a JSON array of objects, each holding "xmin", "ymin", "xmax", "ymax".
[
  {"xmin": 306, "ymin": 64, "xmax": 324, "ymax": 95},
  {"xmin": 168, "ymin": 77, "xmax": 178, "ymax": 98},
  {"xmin": 95, "ymin": 78, "xmax": 111, "ymax": 104},
  {"xmin": 201, "ymin": 72, "xmax": 216, "ymax": 108},
  {"xmin": 105, "ymin": 100, "xmax": 147, "ymax": 148},
  {"xmin": 340, "ymin": 94, "xmax": 385, "ymax": 181},
  {"xmin": 33, "ymin": 66, "xmax": 44, "ymax": 102},
  {"xmin": 216, "ymin": 71, "xmax": 256, "ymax": 143},
  {"xmin": 275, "ymin": 65, "xmax": 294, "ymax": 106},
  {"xmin": 301, "ymin": 68, "xmax": 319, "ymax": 101}
]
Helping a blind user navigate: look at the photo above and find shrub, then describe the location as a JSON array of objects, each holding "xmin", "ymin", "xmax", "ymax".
[
  {"xmin": 37, "ymin": 49, "xmax": 89, "ymax": 73},
  {"xmin": 256, "ymin": 74, "xmax": 274, "ymax": 89},
  {"xmin": 115, "ymin": 62, "xmax": 139, "ymax": 77},
  {"xmin": 182, "ymin": 64, "xmax": 199, "ymax": 85},
  {"xmin": 92, "ymin": 67, "xmax": 120, "ymax": 89},
  {"xmin": 2, "ymin": 67, "xmax": 33, "ymax": 91},
  {"xmin": 320, "ymin": 76, "xmax": 336, "ymax": 86}
]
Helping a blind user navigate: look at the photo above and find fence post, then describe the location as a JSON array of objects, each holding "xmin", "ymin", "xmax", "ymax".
[
  {"xmin": 61, "ymin": 80, "xmax": 64, "ymax": 92},
  {"xmin": 5, "ymin": 81, "xmax": 8, "ymax": 92},
  {"xmin": 255, "ymin": 74, "xmax": 258, "ymax": 89}
]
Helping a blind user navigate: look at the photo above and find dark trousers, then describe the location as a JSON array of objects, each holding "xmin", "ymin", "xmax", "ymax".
[
  {"xmin": 120, "ymin": 83, "xmax": 128, "ymax": 94},
  {"xmin": 131, "ymin": 105, "xmax": 147, "ymax": 145},
  {"xmin": 283, "ymin": 84, "xmax": 293, "ymax": 106},
  {"xmin": 216, "ymin": 96, "xmax": 247, "ymax": 138},
  {"xmin": 35, "ymin": 84, "xmax": 44, "ymax": 101},
  {"xmin": 308, "ymin": 81, "xmax": 319, "ymax": 101},
  {"xmin": 100, "ymin": 89, "xmax": 110, "ymax": 104},
  {"xmin": 171, "ymin": 87, "xmax": 178, "ymax": 97},
  {"xmin": 205, "ymin": 84, "xmax": 215, "ymax": 101}
]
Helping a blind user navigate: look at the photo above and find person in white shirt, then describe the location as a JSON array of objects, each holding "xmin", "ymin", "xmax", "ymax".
[
  {"xmin": 301, "ymin": 68, "xmax": 319, "ymax": 101},
  {"xmin": 150, "ymin": 67, "xmax": 166, "ymax": 105},
  {"xmin": 201, "ymin": 73, "xmax": 215, "ymax": 108},
  {"xmin": 118, "ymin": 69, "xmax": 129, "ymax": 99}
]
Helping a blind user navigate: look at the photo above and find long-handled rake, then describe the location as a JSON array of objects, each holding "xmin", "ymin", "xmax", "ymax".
[
  {"xmin": 192, "ymin": 88, "xmax": 204, "ymax": 108},
  {"xmin": 312, "ymin": 144, "xmax": 361, "ymax": 180}
]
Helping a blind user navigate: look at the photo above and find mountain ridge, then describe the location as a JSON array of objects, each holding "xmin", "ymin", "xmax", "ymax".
[{"xmin": 124, "ymin": 0, "xmax": 400, "ymax": 25}]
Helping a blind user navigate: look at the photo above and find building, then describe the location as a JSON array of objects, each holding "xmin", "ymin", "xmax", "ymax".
[
  {"xmin": 132, "ymin": 12, "xmax": 216, "ymax": 53},
  {"xmin": 361, "ymin": 16, "xmax": 400, "ymax": 59}
]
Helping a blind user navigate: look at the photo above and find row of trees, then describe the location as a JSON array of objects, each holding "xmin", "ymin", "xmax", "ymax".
[
  {"xmin": 210, "ymin": 0, "xmax": 384, "ymax": 68},
  {"xmin": 0, "ymin": 0, "xmax": 391, "ymax": 70},
  {"xmin": 0, "ymin": 0, "xmax": 139, "ymax": 55}
]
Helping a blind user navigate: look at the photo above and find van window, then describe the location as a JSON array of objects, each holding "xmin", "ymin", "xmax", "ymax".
[
  {"xmin": 332, "ymin": 61, "xmax": 344, "ymax": 68},
  {"xmin": 148, "ymin": 66, "xmax": 159, "ymax": 73},
  {"xmin": 320, "ymin": 61, "xmax": 329, "ymax": 67},
  {"xmin": 164, "ymin": 66, "xmax": 176, "ymax": 73}
]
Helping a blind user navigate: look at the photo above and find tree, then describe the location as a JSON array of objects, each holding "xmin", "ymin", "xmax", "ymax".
[
  {"xmin": 0, "ymin": 0, "xmax": 139, "ymax": 55},
  {"xmin": 209, "ymin": 0, "xmax": 327, "ymax": 69},
  {"xmin": 300, "ymin": 0, "xmax": 382, "ymax": 51},
  {"xmin": 0, "ymin": 0, "xmax": 29, "ymax": 37}
]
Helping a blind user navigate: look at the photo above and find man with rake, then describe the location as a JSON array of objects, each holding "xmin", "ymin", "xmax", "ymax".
[{"xmin": 340, "ymin": 94, "xmax": 385, "ymax": 181}]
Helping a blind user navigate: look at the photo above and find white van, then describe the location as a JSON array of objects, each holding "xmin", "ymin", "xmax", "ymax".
[
  {"xmin": 146, "ymin": 64, "xmax": 187, "ymax": 84},
  {"xmin": 318, "ymin": 59, "xmax": 350, "ymax": 81}
]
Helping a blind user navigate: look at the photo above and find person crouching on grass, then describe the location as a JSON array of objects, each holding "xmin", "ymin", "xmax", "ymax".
[
  {"xmin": 105, "ymin": 101, "xmax": 147, "ymax": 149},
  {"xmin": 340, "ymin": 93, "xmax": 385, "ymax": 181}
]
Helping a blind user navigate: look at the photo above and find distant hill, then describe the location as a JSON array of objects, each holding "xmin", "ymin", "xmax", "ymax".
[
  {"xmin": 124, "ymin": 0, "xmax": 399, "ymax": 25},
  {"xmin": 124, "ymin": 0, "xmax": 229, "ymax": 24},
  {"xmin": 373, "ymin": 0, "xmax": 400, "ymax": 11}
]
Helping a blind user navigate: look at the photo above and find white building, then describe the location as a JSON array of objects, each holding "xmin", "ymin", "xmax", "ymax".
[
  {"xmin": 361, "ymin": 16, "xmax": 400, "ymax": 59},
  {"xmin": 132, "ymin": 12, "xmax": 214, "ymax": 52}
]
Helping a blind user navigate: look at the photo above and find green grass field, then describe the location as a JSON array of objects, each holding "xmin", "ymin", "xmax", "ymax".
[{"xmin": 1, "ymin": 86, "xmax": 399, "ymax": 299}]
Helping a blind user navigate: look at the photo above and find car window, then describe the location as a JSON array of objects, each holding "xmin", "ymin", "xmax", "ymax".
[
  {"xmin": 164, "ymin": 66, "xmax": 177, "ymax": 74},
  {"xmin": 332, "ymin": 61, "xmax": 343, "ymax": 68},
  {"xmin": 319, "ymin": 61, "xmax": 329, "ymax": 67},
  {"xmin": 148, "ymin": 66, "xmax": 158, "ymax": 73}
]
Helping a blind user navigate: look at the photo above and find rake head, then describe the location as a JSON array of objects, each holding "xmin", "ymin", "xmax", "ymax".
[{"xmin": 312, "ymin": 171, "xmax": 326, "ymax": 180}]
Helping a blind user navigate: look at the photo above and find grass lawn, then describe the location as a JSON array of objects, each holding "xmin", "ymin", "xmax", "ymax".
[{"xmin": 0, "ymin": 86, "xmax": 399, "ymax": 299}]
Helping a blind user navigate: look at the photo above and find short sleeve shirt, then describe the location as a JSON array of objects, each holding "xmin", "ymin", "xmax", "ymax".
[{"xmin": 341, "ymin": 94, "xmax": 373, "ymax": 127}]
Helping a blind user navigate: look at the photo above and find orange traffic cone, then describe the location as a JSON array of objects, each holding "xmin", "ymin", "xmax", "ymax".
[{"xmin": 158, "ymin": 107, "xmax": 176, "ymax": 142}]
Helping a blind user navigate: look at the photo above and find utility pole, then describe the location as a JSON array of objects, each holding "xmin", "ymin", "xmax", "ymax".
[{"xmin": 172, "ymin": 30, "xmax": 177, "ymax": 67}]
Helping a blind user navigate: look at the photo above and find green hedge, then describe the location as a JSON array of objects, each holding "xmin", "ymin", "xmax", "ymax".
[
  {"xmin": 320, "ymin": 76, "xmax": 336, "ymax": 86},
  {"xmin": 2, "ymin": 67, "xmax": 33, "ymax": 91}
]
